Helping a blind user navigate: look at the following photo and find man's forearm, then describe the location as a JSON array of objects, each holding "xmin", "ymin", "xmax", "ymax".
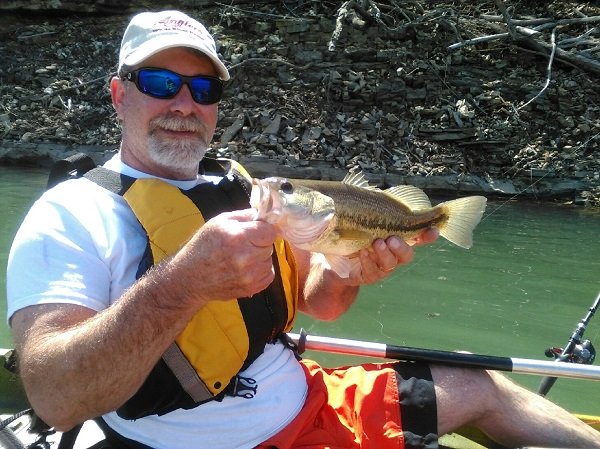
[
  {"xmin": 298, "ymin": 252, "xmax": 359, "ymax": 321},
  {"xmin": 12, "ymin": 261, "xmax": 200, "ymax": 431}
]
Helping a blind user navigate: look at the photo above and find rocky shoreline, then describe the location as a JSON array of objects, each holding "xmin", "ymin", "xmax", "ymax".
[
  {"xmin": 1, "ymin": 2, "xmax": 599, "ymax": 206},
  {"xmin": 1, "ymin": 140, "xmax": 592, "ymax": 203}
]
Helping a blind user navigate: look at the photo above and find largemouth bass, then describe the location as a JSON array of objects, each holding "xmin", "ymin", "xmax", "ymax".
[{"xmin": 251, "ymin": 171, "xmax": 487, "ymax": 277}]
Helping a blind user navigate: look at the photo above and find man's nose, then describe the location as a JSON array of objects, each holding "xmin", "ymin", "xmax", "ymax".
[{"xmin": 169, "ymin": 83, "xmax": 196, "ymax": 115}]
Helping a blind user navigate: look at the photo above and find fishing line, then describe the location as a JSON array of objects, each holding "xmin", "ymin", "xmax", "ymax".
[
  {"xmin": 369, "ymin": 312, "xmax": 393, "ymax": 340},
  {"xmin": 363, "ymin": 77, "xmax": 600, "ymax": 387},
  {"xmin": 590, "ymin": 324, "xmax": 600, "ymax": 349},
  {"xmin": 487, "ymin": 129, "xmax": 600, "ymax": 212},
  {"xmin": 381, "ymin": 125, "xmax": 600, "ymax": 281},
  {"xmin": 374, "ymin": 142, "xmax": 600, "ymax": 343}
]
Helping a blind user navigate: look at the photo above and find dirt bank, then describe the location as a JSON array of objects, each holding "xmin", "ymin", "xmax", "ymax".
[{"xmin": 1, "ymin": 1, "xmax": 599, "ymax": 205}]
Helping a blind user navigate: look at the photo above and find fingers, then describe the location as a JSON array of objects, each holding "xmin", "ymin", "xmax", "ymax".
[
  {"xmin": 353, "ymin": 249, "xmax": 385, "ymax": 285},
  {"xmin": 346, "ymin": 235, "xmax": 420, "ymax": 285},
  {"xmin": 222, "ymin": 208, "xmax": 280, "ymax": 247},
  {"xmin": 369, "ymin": 228, "xmax": 438, "ymax": 272},
  {"xmin": 247, "ymin": 225, "xmax": 278, "ymax": 249},
  {"xmin": 175, "ymin": 210, "xmax": 280, "ymax": 301},
  {"xmin": 376, "ymin": 227, "xmax": 438, "ymax": 267},
  {"xmin": 364, "ymin": 237, "xmax": 414, "ymax": 273},
  {"xmin": 377, "ymin": 237, "xmax": 414, "ymax": 269},
  {"xmin": 215, "ymin": 217, "xmax": 277, "ymax": 294},
  {"xmin": 413, "ymin": 228, "xmax": 439, "ymax": 246}
]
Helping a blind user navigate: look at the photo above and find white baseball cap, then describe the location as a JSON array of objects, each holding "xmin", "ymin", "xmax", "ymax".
[{"xmin": 118, "ymin": 10, "xmax": 230, "ymax": 81}]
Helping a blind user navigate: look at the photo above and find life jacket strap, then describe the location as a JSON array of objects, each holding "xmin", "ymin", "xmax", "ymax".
[
  {"xmin": 46, "ymin": 153, "xmax": 97, "ymax": 190},
  {"xmin": 95, "ymin": 418, "xmax": 153, "ymax": 449},
  {"xmin": 162, "ymin": 343, "xmax": 212, "ymax": 403}
]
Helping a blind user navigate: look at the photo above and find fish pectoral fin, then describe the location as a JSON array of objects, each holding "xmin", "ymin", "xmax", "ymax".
[
  {"xmin": 438, "ymin": 196, "xmax": 487, "ymax": 249},
  {"xmin": 403, "ymin": 237, "xmax": 418, "ymax": 246},
  {"xmin": 316, "ymin": 253, "xmax": 357, "ymax": 279},
  {"xmin": 384, "ymin": 185, "xmax": 432, "ymax": 210}
]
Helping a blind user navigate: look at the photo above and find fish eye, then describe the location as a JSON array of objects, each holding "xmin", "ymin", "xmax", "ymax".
[{"xmin": 280, "ymin": 181, "xmax": 294, "ymax": 194}]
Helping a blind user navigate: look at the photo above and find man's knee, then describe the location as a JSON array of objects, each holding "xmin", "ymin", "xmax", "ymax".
[
  {"xmin": 430, "ymin": 365, "xmax": 511, "ymax": 434},
  {"xmin": 431, "ymin": 365, "xmax": 500, "ymax": 392}
]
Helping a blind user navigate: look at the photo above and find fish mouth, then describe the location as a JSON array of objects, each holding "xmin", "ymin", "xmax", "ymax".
[
  {"xmin": 251, "ymin": 178, "xmax": 281, "ymax": 223},
  {"xmin": 250, "ymin": 177, "xmax": 334, "ymax": 246},
  {"xmin": 249, "ymin": 178, "xmax": 264, "ymax": 210}
]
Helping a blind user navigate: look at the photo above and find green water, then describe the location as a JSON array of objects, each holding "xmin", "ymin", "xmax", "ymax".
[
  {"xmin": 1, "ymin": 166, "xmax": 49, "ymax": 339},
  {"xmin": 1, "ymin": 165, "xmax": 599, "ymax": 415}
]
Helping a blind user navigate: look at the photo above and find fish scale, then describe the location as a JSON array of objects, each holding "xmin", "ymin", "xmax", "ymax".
[{"xmin": 295, "ymin": 180, "xmax": 447, "ymax": 237}]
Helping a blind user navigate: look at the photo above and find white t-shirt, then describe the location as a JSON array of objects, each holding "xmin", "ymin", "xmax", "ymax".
[{"xmin": 7, "ymin": 154, "xmax": 307, "ymax": 449}]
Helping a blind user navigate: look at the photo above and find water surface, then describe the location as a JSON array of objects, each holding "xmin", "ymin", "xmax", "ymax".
[{"xmin": 1, "ymin": 165, "xmax": 599, "ymax": 415}]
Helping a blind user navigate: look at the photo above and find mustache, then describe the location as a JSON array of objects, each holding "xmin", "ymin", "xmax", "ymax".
[{"xmin": 149, "ymin": 115, "xmax": 205, "ymax": 133}]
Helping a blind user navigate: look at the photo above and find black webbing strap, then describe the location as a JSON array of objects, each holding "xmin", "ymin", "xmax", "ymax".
[
  {"xmin": 57, "ymin": 423, "xmax": 83, "ymax": 449},
  {"xmin": 94, "ymin": 418, "xmax": 154, "ymax": 449},
  {"xmin": 47, "ymin": 153, "xmax": 98, "ymax": 190}
]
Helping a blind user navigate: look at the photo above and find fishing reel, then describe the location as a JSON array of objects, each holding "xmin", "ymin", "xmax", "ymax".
[{"xmin": 544, "ymin": 339, "xmax": 596, "ymax": 365}]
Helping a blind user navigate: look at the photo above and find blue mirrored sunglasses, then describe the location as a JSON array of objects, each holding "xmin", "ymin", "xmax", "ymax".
[{"xmin": 123, "ymin": 68, "xmax": 224, "ymax": 105}]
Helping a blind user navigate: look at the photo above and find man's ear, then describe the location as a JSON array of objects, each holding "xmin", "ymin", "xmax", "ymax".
[{"xmin": 110, "ymin": 76, "xmax": 126, "ymax": 116}]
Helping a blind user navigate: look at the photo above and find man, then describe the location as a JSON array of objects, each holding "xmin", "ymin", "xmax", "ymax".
[{"xmin": 6, "ymin": 9, "xmax": 600, "ymax": 449}]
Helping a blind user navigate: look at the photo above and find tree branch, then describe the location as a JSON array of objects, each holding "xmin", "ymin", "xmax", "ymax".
[{"xmin": 517, "ymin": 28, "xmax": 557, "ymax": 111}]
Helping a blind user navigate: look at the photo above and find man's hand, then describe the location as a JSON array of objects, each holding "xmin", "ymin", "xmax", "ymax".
[
  {"xmin": 348, "ymin": 228, "xmax": 439, "ymax": 285},
  {"xmin": 172, "ymin": 208, "xmax": 279, "ymax": 305}
]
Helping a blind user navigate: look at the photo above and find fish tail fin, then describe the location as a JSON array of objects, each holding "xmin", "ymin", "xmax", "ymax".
[{"xmin": 438, "ymin": 196, "xmax": 487, "ymax": 249}]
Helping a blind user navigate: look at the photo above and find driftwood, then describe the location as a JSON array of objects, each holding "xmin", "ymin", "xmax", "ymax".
[
  {"xmin": 328, "ymin": 0, "xmax": 600, "ymax": 120},
  {"xmin": 327, "ymin": 1, "xmax": 600, "ymax": 79},
  {"xmin": 448, "ymin": 13, "xmax": 600, "ymax": 76},
  {"xmin": 516, "ymin": 32, "xmax": 600, "ymax": 76}
]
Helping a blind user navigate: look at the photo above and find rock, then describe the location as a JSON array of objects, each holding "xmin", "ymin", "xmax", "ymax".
[
  {"xmin": 220, "ymin": 115, "xmax": 245, "ymax": 144},
  {"xmin": 263, "ymin": 114, "xmax": 281, "ymax": 135}
]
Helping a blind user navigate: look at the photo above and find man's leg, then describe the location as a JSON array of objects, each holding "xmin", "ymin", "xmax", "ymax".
[{"xmin": 432, "ymin": 365, "xmax": 600, "ymax": 448}]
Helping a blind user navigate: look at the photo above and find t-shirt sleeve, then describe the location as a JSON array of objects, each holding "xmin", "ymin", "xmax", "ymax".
[{"xmin": 6, "ymin": 189, "xmax": 112, "ymax": 323}]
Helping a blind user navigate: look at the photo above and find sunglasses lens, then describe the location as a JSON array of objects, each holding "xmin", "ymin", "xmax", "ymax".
[
  {"xmin": 131, "ymin": 69, "xmax": 223, "ymax": 105},
  {"xmin": 137, "ymin": 69, "xmax": 181, "ymax": 98},
  {"xmin": 190, "ymin": 77, "xmax": 223, "ymax": 105}
]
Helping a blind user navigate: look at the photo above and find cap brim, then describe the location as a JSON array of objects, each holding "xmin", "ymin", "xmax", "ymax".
[{"xmin": 120, "ymin": 36, "xmax": 230, "ymax": 81}]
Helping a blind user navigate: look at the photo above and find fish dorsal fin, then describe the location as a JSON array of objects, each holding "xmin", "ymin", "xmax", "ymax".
[
  {"xmin": 385, "ymin": 185, "xmax": 432, "ymax": 210},
  {"xmin": 342, "ymin": 171, "xmax": 379, "ymax": 191}
]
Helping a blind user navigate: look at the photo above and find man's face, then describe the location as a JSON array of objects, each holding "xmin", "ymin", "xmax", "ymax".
[{"xmin": 112, "ymin": 47, "xmax": 220, "ymax": 179}]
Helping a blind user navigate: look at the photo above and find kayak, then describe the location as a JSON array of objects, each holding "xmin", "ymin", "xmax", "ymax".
[
  {"xmin": 2, "ymin": 348, "xmax": 599, "ymax": 449},
  {"xmin": 2, "ymin": 410, "xmax": 598, "ymax": 449},
  {"xmin": 440, "ymin": 416, "xmax": 600, "ymax": 449}
]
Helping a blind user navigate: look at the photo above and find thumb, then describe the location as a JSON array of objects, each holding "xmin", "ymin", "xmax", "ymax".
[
  {"xmin": 223, "ymin": 208, "xmax": 259, "ymax": 222},
  {"xmin": 247, "ymin": 221, "xmax": 279, "ymax": 248}
]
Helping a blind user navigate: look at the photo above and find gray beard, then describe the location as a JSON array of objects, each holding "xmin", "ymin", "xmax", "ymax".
[
  {"xmin": 147, "ymin": 115, "xmax": 211, "ymax": 175},
  {"xmin": 148, "ymin": 136, "xmax": 208, "ymax": 173}
]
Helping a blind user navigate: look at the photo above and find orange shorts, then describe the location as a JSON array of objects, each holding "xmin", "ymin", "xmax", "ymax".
[{"xmin": 256, "ymin": 359, "xmax": 438, "ymax": 449}]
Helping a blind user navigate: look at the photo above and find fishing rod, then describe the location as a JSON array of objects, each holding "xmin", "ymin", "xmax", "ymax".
[
  {"xmin": 537, "ymin": 292, "xmax": 599, "ymax": 396},
  {"xmin": 287, "ymin": 329, "xmax": 600, "ymax": 381}
]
